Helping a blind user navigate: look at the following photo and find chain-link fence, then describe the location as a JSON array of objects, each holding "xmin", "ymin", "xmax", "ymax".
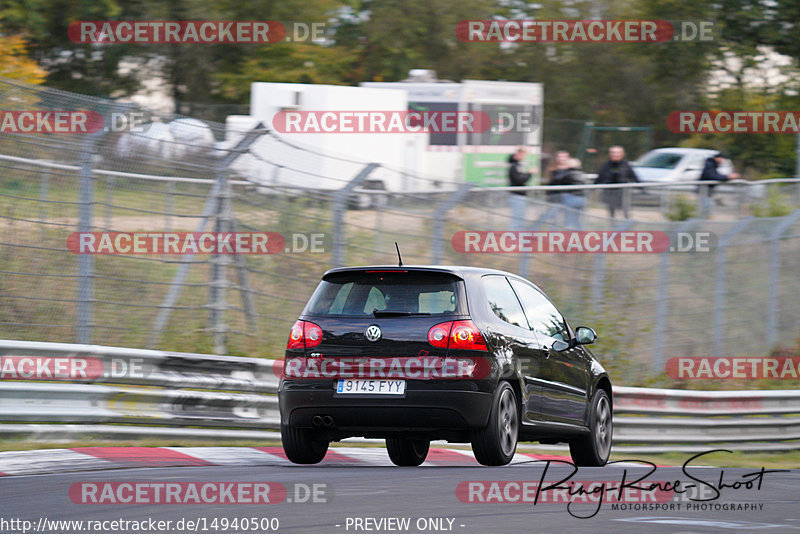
[
  {"xmin": 1, "ymin": 78, "xmax": 800, "ymax": 385},
  {"xmin": 542, "ymin": 118, "xmax": 654, "ymax": 173}
]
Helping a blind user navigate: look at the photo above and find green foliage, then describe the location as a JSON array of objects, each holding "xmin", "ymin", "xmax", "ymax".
[
  {"xmin": 751, "ymin": 187, "xmax": 795, "ymax": 218},
  {"xmin": 666, "ymin": 194, "xmax": 697, "ymax": 221}
]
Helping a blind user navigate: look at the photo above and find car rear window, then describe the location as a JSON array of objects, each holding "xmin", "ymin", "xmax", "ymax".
[{"xmin": 304, "ymin": 271, "xmax": 464, "ymax": 316}]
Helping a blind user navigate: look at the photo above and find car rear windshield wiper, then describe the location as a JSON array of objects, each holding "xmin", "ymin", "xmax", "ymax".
[{"xmin": 372, "ymin": 310, "xmax": 431, "ymax": 317}]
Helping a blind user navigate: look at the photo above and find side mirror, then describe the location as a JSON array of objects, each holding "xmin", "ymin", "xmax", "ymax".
[
  {"xmin": 551, "ymin": 339, "xmax": 570, "ymax": 352},
  {"xmin": 575, "ymin": 326, "xmax": 597, "ymax": 345}
]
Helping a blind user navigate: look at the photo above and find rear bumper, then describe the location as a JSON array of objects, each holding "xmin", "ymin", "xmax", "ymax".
[{"xmin": 279, "ymin": 383, "xmax": 493, "ymax": 430}]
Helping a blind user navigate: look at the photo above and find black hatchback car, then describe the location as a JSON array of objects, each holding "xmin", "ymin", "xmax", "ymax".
[{"xmin": 278, "ymin": 265, "xmax": 612, "ymax": 466}]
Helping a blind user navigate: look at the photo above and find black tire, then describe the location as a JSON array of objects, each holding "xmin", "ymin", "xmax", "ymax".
[
  {"xmin": 386, "ymin": 438, "xmax": 430, "ymax": 466},
  {"xmin": 281, "ymin": 425, "xmax": 329, "ymax": 464},
  {"xmin": 471, "ymin": 382, "xmax": 518, "ymax": 466},
  {"xmin": 569, "ymin": 388, "xmax": 612, "ymax": 467}
]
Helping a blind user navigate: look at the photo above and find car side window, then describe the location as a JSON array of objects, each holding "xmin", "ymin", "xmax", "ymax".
[
  {"xmin": 482, "ymin": 275, "xmax": 528, "ymax": 329},
  {"xmin": 686, "ymin": 154, "xmax": 705, "ymax": 169},
  {"xmin": 509, "ymin": 279, "xmax": 569, "ymax": 341}
]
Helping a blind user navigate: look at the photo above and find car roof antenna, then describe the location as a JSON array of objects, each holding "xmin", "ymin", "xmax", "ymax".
[{"xmin": 395, "ymin": 242, "xmax": 404, "ymax": 267}]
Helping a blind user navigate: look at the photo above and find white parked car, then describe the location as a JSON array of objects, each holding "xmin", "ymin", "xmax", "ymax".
[{"xmin": 632, "ymin": 147, "xmax": 764, "ymax": 199}]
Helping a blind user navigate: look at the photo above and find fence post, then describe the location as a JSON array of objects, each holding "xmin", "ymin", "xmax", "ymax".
[
  {"xmin": 653, "ymin": 245, "xmax": 670, "ymax": 374},
  {"xmin": 76, "ymin": 137, "xmax": 95, "ymax": 344},
  {"xmin": 75, "ymin": 103, "xmax": 134, "ymax": 343},
  {"xmin": 591, "ymin": 220, "xmax": 634, "ymax": 307},
  {"xmin": 375, "ymin": 202, "xmax": 383, "ymax": 255},
  {"xmin": 104, "ymin": 175, "xmax": 114, "ymax": 229},
  {"xmin": 431, "ymin": 183, "xmax": 471, "ymax": 264},
  {"xmin": 331, "ymin": 163, "xmax": 380, "ymax": 268},
  {"xmin": 796, "ymin": 181, "xmax": 800, "ymax": 209},
  {"xmin": 147, "ymin": 124, "xmax": 267, "ymax": 349},
  {"xmin": 622, "ymin": 185, "xmax": 632, "ymax": 219},
  {"xmin": 165, "ymin": 180, "xmax": 174, "ymax": 232},
  {"xmin": 712, "ymin": 218, "xmax": 751, "ymax": 357},
  {"xmin": 209, "ymin": 174, "xmax": 232, "ymax": 354},
  {"xmin": 698, "ymin": 184, "xmax": 710, "ymax": 219},
  {"xmin": 736, "ymin": 181, "xmax": 747, "ymax": 217},
  {"xmin": 653, "ymin": 220, "xmax": 696, "ymax": 374},
  {"xmin": 39, "ymin": 170, "xmax": 50, "ymax": 224},
  {"xmin": 766, "ymin": 210, "xmax": 800, "ymax": 347},
  {"xmin": 518, "ymin": 204, "xmax": 559, "ymax": 278}
]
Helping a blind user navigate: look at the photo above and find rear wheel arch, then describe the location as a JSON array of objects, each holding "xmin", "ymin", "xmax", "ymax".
[
  {"xmin": 471, "ymin": 380, "xmax": 519, "ymax": 466},
  {"xmin": 505, "ymin": 378, "xmax": 524, "ymax": 421}
]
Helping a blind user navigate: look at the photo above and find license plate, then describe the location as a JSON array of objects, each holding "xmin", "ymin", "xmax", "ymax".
[{"xmin": 336, "ymin": 379, "xmax": 406, "ymax": 395}]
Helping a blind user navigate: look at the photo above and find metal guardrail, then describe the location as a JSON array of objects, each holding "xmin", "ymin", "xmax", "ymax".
[{"xmin": 0, "ymin": 340, "xmax": 798, "ymax": 452}]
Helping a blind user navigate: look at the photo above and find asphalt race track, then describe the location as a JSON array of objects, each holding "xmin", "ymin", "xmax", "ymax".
[{"xmin": 0, "ymin": 447, "xmax": 797, "ymax": 534}]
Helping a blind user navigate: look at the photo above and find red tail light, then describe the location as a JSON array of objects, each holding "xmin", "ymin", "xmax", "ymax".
[
  {"xmin": 427, "ymin": 320, "xmax": 487, "ymax": 351},
  {"xmin": 287, "ymin": 320, "xmax": 323, "ymax": 350},
  {"xmin": 428, "ymin": 322, "xmax": 451, "ymax": 348}
]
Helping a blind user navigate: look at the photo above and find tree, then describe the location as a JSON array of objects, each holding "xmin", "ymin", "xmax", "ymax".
[{"xmin": 0, "ymin": 34, "xmax": 46, "ymax": 83}]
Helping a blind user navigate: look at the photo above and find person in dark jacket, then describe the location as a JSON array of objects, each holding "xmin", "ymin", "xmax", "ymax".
[
  {"xmin": 595, "ymin": 145, "xmax": 639, "ymax": 218},
  {"xmin": 508, "ymin": 147, "xmax": 533, "ymax": 230},
  {"xmin": 508, "ymin": 147, "xmax": 532, "ymax": 194},
  {"xmin": 700, "ymin": 151, "xmax": 740, "ymax": 182},
  {"xmin": 699, "ymin": 151, "xmax": 740, "ymax": 214}
]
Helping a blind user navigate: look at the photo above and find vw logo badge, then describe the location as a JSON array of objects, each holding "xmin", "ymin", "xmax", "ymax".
[{"xmin": 365, "ymin": 325, "xmax": 382, "ymax": 342}]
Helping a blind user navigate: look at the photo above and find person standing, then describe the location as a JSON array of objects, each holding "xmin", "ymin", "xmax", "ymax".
[
  {"xmin": 549, "ymin": 151, "xmax": 586, "ymax": 228},
  {"xmin": 595, "ymin": 145, "xmax": 639, "ymax": 218},
  {"xmin": 699, "ymin": 151, "xmax": 740, "ymax": 215},
  {"xmin": 508, "ymin": 147, "xmax": 533, "ymax": 229}
]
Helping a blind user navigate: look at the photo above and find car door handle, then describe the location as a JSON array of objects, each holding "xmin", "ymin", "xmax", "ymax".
[{"xmin": 542, "ymin": 346, "xmax": 551, "ymax": 359}]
